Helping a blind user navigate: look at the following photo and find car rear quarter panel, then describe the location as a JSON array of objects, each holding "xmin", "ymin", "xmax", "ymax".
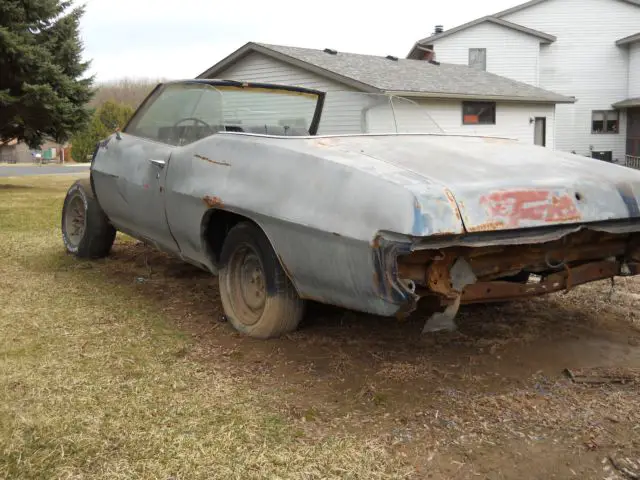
[{"xmin": 163, "ymin": 134, "xmax": 464, "ymax": 315}]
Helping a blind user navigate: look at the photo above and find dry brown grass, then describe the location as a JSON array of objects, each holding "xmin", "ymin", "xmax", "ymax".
[
  {"xmin": 1, "ymin": 174, "xmax": 640, "ymax": 480},
  {"xmin": 0, "ymin": 175, "xmax": 411, "ymax": 479}
]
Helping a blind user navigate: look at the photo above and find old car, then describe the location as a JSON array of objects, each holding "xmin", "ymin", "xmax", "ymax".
[{"xmin": 61, "ymin": 79, "xmax": 640, "ymax": 338}]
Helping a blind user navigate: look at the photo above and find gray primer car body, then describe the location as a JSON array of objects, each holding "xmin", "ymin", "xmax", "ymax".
[{"xmin": 89, "ymin": 79, "xmax": 640, "ymax": 331}]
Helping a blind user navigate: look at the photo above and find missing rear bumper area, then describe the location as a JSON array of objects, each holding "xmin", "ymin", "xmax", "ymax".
[{"xmin": 394, "ymin": 229, "xmax": 640, "ymax": 332}]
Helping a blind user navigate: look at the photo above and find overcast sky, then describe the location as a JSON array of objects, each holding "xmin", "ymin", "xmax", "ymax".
[{"xmin": 78, "ymin": 0, "xmax": 524, "ymax": 82}]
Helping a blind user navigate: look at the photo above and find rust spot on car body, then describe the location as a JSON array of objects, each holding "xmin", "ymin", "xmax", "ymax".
[
  {"xmin": 479, "ymin": 189, "xmax": 581, "ymax": 229},
  {"xmin": 194, "ymin": 154, "xmax": 230, "ymax": 166},
  {"xmin": 444, "ymin": 188, "xmax": 461, "ymax": 220},
  {"xmin": 466, "ymin": 221, "xmax": 506, "ymax": 232},
  {"xmin": 424, "ymin": 251, "xmax": 459, "ymax": 299},
  {"xmin": 311, "ymin": 138, "xmax": 339, "ymax": 148},
  {"xmin": 461, "ymin": 260, "xmax": 622, "ymax": 304},
  {"xmin": 202, "ymin": 195, "xmax": 224, "ymax": 208}
]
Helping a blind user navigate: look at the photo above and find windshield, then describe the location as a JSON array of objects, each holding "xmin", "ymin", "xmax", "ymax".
[
  {"xmin": 125, "ymin": 84, "xmax": 442, "ymax": 146},
  {"xmin": 317, "ymin": 91, "xmax": 443, "ymax": 135},
  {"xmin": 125, "ymin": 82, "xmax": 323, "ymax": 145}
]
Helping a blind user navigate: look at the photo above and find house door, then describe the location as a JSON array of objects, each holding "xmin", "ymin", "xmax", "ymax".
[{"xmin": 534, "ymin": 117, "xmax": 546, "ymax": 146}]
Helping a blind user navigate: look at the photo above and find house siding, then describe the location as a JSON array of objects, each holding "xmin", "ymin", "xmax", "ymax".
[
  {"xmin": 414, "ymin": 100, "xmax": 555, "ymax": 147},
  {"xmin": 424, "ymin": 0, "xmax": 640, "ymax": 162},
  {"xmin": 630, "ymin": 42, "xmax": 640, "ymax": 98},
  {"xmin": 211, "ymin": 51, "xmax": 556, "ymax": 146},
  {"xmin": 500, "ymin": 0, "xmax": 640, "ymax": 161},
  {"xmin": 430, "ymin": 22, "xmax": 542, "ymax": 86}
]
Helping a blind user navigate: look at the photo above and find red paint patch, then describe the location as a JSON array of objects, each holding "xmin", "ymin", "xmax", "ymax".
[{"xmin": 480, "ymin": 189, "xmax": 581, "ymax": 228}]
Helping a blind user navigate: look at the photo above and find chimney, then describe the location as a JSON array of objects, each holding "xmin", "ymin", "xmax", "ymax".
[{"xmin": 434, "ymin": 25, "xmax": 444, "ymax": 34}]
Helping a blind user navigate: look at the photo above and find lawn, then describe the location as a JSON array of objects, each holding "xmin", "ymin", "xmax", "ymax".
[
  {"xmin": 1, "ymin": 175, "xmax": 639, "ymax": 480},
  {"xmin": 0, "ymin": 175, "xmax": 408, "ymax": 479}
]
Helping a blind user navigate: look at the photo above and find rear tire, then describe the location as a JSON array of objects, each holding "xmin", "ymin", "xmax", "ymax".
[
  {"xmin": 218, "ymin": 222, "xmax": 304, "ymax": 339},
  {"xmin": 61, "ymin": 179, "xmax": 116, "ymax": 259}
]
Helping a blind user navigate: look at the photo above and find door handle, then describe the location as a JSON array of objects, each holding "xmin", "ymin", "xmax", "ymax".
[{"xmin": 149, "ymin": 159, "xmax": 166, "ymax": 169}]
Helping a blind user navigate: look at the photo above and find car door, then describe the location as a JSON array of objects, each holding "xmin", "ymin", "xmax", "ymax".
[
  {"xmin": 91, "ymin": 83, "xmax": 206, "ymax": 252},
  {"xmin": 98, "ymin": 132, "xmax": 176, "ymax": 251}
]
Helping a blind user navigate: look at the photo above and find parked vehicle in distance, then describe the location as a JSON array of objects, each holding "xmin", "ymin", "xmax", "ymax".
[{"xmin": 62, "ymin": 79, "xmax": 640, "ymax": 338}]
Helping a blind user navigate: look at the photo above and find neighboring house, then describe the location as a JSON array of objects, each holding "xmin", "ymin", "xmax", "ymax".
[
  {"xmin": 407, "ymin": 0, "xmax": 640, "ymax": 164},
  {"xmin": 198, "ymin": 42, "xmax": 574, "ymax": 148},
  {"xmin": 0, "ymin": 139, "xmax": 32, "ymax": 164},
  {"xmin": 0, "ymin": 139, "xmax": 67, "ymax": 164}
]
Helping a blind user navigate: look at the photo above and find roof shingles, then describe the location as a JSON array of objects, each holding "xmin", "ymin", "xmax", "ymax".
[{"xmin": 254, "ymin": 43, "xmax": 574, "ymax": 103}]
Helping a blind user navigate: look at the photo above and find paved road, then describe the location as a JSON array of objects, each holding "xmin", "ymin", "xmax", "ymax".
[{"xmin": 0, "ymin": 165, "xmax": 89, "ymax": 177}]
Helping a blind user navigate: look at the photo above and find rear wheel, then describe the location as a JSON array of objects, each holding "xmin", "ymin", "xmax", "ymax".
[
  {"xmin": 218, "ymin": 222, "xmax": 304, "ymax": 339},
  {"xmin": 61, "ymin": 179, "xmax": 116, "ymax": 259}
]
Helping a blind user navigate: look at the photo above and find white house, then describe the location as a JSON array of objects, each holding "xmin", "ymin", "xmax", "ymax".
[
  {"xmin": 198, "ymin": 42, "xmax": 574, "ymax": 147},
  {"xmin": 407, "ymin": 0, "xmax": 640, "ymax": 164}
]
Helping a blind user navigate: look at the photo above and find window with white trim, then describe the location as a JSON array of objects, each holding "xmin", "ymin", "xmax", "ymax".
[
  {"xmin": 462, "ymin": 101, "xmax": 496, "ymax": 125},
  {"xmin": 592, "ymin": 110, "xmax": 619, "ymax": 134},
  {"xmin": 468, "ymin": 48, "xmax": 487, "ymax": 71}
]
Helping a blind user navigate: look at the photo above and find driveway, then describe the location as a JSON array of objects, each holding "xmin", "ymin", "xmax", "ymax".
[{"xmin": 0, "ymin": 165, "xmax": 89, "ymax": 177}]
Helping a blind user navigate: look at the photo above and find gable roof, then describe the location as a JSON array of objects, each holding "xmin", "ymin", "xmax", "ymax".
[
  {"xmin": 493, "ymin": 0, "xmax": 640, "ymax": 18},
  {"xmin": 616, "ymin": 32, "xmax": 640, "ymax": 45},
  {"xmin": 409, "ymin": 0, "xmax": 640, "ymax": 57},
  {"xmin": 198, "ymin": 42, "xmax": 575, "ymax": 104},
  {"xmin": 412, "ymin": 16, "xmax": 556, "ymax": 48}
]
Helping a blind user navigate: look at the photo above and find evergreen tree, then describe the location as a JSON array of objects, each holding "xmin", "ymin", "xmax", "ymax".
[{"xmin": 0, "ymin": 0, "xmax": 93, "ymax": 148}]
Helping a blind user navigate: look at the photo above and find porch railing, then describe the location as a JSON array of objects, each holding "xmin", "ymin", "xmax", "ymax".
[{"xmin": 626, "ymin": 155, "xmax": 640, "ymax": 170}]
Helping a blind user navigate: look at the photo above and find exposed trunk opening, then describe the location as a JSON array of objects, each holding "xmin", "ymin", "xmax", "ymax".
[{"xmin": 397, "ymin": 229, "xmax": 640, "ymax": 306}]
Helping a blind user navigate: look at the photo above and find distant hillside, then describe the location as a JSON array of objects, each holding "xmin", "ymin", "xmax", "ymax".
[{"xmin": 90, "ymin": 78, "xmax": 168, "ymax": 110}]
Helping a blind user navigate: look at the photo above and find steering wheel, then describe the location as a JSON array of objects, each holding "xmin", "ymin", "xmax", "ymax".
[
  {"xmin": 174, "ymin": 117, "xmax": 212, "ymax": 129},
  {"xmin": 171, "ymin": 117, "xmax": 213, "ymax": 145}
]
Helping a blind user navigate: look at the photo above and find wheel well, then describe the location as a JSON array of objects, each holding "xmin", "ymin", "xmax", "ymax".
[{"xmin": 202, "ymin": 209, "xmax": 258, "ymax": 266}]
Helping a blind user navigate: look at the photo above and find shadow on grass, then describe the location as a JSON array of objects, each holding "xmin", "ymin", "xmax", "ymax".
[
  {"xmin": 31, "ymin": 241, "xmax": 622, "ymax": 345},
  {"xmin": 30, "ymin": 241, "xmax": 589, "ymax": 342},
  {"xmin": 0, "ymin": 184, "xmax": 34, "ymax": 190}
]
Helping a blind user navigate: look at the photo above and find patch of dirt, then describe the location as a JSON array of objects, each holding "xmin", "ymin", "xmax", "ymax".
[{"xmin": 94, "ymin": 240, "xmax": 640, "ymax": 479}]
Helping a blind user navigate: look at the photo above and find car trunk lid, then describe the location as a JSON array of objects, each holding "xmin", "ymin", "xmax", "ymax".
[{"xmin": 306, "ymin": 134, "xmax": 640, "ymax": 234}]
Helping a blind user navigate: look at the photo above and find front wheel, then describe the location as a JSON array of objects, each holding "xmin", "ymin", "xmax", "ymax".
[
  {"xmin": 61, "ymin": 179, "xmax": 116, "ymax": 259},
  {"xmin": 218, "ymin": 222, "xmax": 305, "ymax": 339}
]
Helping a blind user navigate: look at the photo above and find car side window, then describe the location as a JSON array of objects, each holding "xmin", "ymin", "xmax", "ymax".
[{"xmin": 125, "ymin": 84, "xmax": 225, "ymax": 146}]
